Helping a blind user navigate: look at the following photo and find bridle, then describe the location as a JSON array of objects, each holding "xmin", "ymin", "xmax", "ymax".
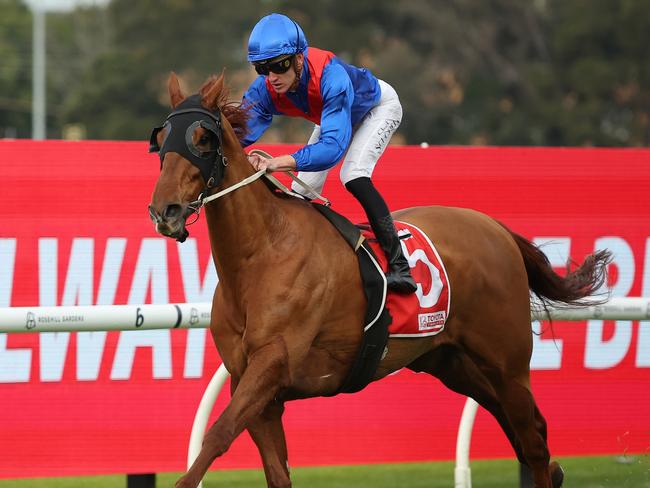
[
  {"xmin": 149, "ymin": 96, "xmax": 330, "ymax": 235},
  {"xmin": 149, "ymin": 95, "xmax": 228, "ymax": 205}
]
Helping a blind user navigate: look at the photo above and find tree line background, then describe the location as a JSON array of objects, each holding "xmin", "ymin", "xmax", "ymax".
[{"xmin": 1, "ymin": 0, "xmax": 649, "ymax": 146}]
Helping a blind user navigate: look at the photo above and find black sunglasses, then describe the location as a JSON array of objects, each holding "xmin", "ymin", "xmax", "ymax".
[{"xmin": 254, "ymin": 56, "xmax": 294, "ymax": 76}]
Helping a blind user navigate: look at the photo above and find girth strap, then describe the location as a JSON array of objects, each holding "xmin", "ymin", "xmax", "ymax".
[{"xmin": 311, "ymin": 203, "xmax": 391, "ymax": 394}]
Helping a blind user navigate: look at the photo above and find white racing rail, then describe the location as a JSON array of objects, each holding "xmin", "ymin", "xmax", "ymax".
[
  {"xmin": 1, "ymin": 297, "xmax": 649, "ymax": 488},
  {"xmin": 0, "ymin": 302, "xmax": 213, "ymax": 333}
]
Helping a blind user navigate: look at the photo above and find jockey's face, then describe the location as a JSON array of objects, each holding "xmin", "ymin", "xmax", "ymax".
[{"xmin": 267, "ymin": 53, "xmax": 304, "ymax": 94}]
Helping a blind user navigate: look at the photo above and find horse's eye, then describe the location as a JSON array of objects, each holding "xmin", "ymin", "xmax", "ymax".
[{"xmin": 199, "ymin": 134, "xmax": 210, "ymax": 145}]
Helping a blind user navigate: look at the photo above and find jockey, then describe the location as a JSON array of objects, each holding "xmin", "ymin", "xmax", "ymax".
[{"xmin": 242, "ymin": 13, "xmax": 416, "ymax": 294}]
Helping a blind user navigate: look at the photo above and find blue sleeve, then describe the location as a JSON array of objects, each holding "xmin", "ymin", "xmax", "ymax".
[
  {"xmin": 292, "ymin": 63, "xmax": 353, "ymax": 171},
  {"xmin": 240, "ymin": 76, "xmax": 274, "ymax": 147}
]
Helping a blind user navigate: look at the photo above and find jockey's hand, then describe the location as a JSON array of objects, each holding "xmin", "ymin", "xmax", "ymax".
[
  {"xmin": 247, "ymin": 153, "xmax": 297, "ymax": 173},
  {"xmin": 247, "ymin": 153, "xmax": 268, "ymax": 171}
]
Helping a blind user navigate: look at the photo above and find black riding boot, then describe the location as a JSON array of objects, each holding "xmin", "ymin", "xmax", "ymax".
[{"xmin": 345, "ymin": 177, "xmax": 417, "ymax": 294}]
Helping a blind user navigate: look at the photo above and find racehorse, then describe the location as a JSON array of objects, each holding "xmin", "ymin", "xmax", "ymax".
[{"xmin": 148, "ymin": 72, "xmax": 611, "ymax": 488}]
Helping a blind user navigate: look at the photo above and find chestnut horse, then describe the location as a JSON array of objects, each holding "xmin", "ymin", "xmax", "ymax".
[{"xmin": 148, "ymin": 73, "xmax": 610, "ymax": 488}]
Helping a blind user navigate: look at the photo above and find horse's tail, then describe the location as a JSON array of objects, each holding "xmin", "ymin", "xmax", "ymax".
[{"xmin": 507, "ymin": 229, "xmax": 613, "ymax": 306}]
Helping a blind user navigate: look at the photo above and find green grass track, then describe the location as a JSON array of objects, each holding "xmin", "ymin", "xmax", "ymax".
[{"xmin": 0, "ymin": 455, "xmax": 648, "ymax": 487}]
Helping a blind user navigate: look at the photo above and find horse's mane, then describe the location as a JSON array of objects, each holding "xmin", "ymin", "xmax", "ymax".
[{"xmin": 198, "ymin": 73, "xmax": 251, "ymax": 144}]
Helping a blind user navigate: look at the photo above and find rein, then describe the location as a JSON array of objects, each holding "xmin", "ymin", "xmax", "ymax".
[
  {"xmin": 187, "ymin": 149, "xmax": 331, "ymax": 214},
  {"xmin": 188, "ymin": 168, "xmax": 267, "ymax": 210}
]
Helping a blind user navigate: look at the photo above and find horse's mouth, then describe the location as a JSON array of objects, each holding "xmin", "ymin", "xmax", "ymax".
[
  {"xmin": 157, "ymin": 222, "xmax": 189, "ymax": 242},
  {"xmin": 148, "ymin": 205, "xmax": 190, "ymax": 242}
]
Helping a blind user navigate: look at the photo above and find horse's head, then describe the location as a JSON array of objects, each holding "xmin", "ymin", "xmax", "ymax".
[{"xmin": 148, "ymin": 72, "xmax": 248, "ymax": 242}]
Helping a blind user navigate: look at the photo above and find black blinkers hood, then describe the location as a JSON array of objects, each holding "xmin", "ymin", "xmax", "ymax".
[{"xmin": 149, "ymin": 94, "xmax": 226, "ymax": 187}]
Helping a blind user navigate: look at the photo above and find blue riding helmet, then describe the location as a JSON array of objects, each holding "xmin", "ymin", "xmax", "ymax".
[{"xmin": 247, "ymin": 13, "xmax": 308, "ymax": 62}]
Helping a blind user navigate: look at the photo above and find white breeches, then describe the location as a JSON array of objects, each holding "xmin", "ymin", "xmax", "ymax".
[{"xmin": 291, "ymin": 79, "xmax": 403, "ymax": 197}]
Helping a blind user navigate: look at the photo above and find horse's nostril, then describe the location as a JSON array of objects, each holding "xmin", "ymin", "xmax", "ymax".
[
  {"xmin": 148, "ymin": 205, "xmax": 159, "ymax": 222},
  {"xmin": 163, "ymin": 204, "xmax": 183, "ymax": 219}
]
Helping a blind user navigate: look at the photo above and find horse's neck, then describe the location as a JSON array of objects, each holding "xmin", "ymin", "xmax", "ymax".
[{"xmin": 204, "ymin": 132, "xmax": 285, "ymax": 281}]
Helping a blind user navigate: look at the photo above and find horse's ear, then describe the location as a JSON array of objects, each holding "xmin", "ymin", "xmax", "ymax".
[
  {"xmin": 168, "ymin": 72, "xmax": 185, "ymax": 108},
  {"xmin": 201, "ymin": 71, "xmax": 226, "ymax": 111}
]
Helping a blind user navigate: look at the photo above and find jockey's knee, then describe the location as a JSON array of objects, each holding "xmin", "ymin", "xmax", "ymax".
[
  {"xmin": 341, "ymin": 165, "xmax": 373, "ymax": 188},
  {"xmin": 344, "ymin": 176, "xmax": 373, "ymax": 196}
]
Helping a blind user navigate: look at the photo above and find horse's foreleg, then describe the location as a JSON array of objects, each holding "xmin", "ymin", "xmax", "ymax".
[
  {"xmin": 247, "ymin": 400, "xmax": 291, "ymax": 488},
  {"xmin": 175, "ymin": 337, "xmax": 290, "ymax": 488}
]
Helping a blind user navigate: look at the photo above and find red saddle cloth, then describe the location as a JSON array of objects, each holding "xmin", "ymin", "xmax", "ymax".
[{"xmin": 362, "ymin": 221, "xmax": 451, "ymax": 337}]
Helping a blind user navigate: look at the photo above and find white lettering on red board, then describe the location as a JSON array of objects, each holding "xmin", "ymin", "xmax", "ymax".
[
  {"xmin": 177, "ymin": 239, "xmax": 217, "ymax": 378},
  {"xmin": 0, "ymin": 234, "xmax": 648, "ymax": 382},
  {"xmin": 584, "ymin": 237, "xmax": 634, "ymax": 369},
  {"xmin": 0, "ymin": 237, "xmax": 217, "ymax": 383},
  {"xmin": 78, "ymin": 238, "xmax": 125, "ymax": 381},
  {"xmin": 531, "ymin": 236, "xmax": 648, "ymax": 370},
  {"xmin": 638, "ymin": 238, "xmax": 650, "ymax": 367},
  {"xmin": 0, "ymin": 239, "xmax": 29, "ymax": 383}
]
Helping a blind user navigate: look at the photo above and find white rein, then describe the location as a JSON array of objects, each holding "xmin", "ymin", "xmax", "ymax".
[{"xmin": 190, "ymin": 149, "xmax": 331, "ymax": 210}]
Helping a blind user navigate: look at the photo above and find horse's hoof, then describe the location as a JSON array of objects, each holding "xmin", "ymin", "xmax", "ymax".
[{"xmin": 549, "ymin": 461, "xmax": 564, "ymax": 487}]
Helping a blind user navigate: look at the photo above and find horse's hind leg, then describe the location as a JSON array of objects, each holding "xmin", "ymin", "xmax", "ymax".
[
  {"xmin": 463, "ymin": 328, "xmax": 556, "ymax": 488},
  {"xmin": 247, "ymin": 401, "xmax": 291, "ymax": 488},
  {"xmin": 491, "ymin": 374, "xmax": 556, "ymax": 487},
  {"xmin": 409, "ymin": 346, "xmax": 561, "ymax": 487},
  {"xmin": 529, "ymin": 404, "xmax": 563, "ymax": 485},
  {"xmin": 534, "ymin": 404, "xmax": 564, "ymax": 487},
  {"xmin": 408, "ymin": 346, "xmax": 527, "ymax": 465}
]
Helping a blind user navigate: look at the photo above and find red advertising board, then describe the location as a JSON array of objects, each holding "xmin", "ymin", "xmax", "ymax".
[{"xmin": 0, "ymin": 140, "xmax": 649, "ymax": 478}]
